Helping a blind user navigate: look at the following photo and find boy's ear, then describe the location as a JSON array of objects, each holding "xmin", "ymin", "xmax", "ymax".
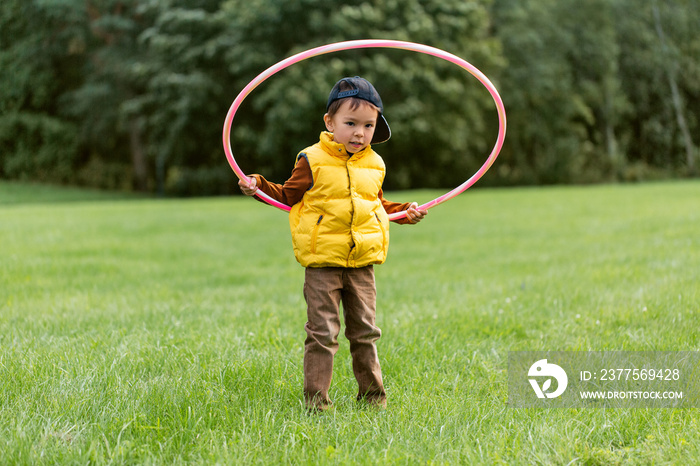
[{"xmin": 323, "ymin": 113, "xmax": 333, "ymax": 132}]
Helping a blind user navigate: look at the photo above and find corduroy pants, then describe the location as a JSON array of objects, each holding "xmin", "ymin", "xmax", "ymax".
[{"xmin": 302, "ymin": 266, "xmax": 386, "ymax": 409}]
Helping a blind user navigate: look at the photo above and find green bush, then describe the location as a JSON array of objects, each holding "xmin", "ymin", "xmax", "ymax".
[
  {"xmin": 0, "ymin": 112, "xmax": 79, "ymax": 183},
  {"xmin": 165, "ymin": 165, "xmax": 237, "ymax": 197}
]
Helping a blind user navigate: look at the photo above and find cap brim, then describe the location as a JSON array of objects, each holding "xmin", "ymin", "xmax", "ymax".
[{"xmin": 371, "ymin": 114, "xmax": 391, "ymax": 144}]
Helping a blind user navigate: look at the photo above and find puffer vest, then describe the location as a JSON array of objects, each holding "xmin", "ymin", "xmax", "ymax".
[{"xmin": 289, "ymin": 132, "xmax": 390, "ymax": 268}]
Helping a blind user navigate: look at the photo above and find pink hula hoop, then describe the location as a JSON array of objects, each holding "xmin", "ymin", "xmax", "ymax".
[{"xmin": 223, "ymin": 39, "xmax": 506, "ymax": 221}]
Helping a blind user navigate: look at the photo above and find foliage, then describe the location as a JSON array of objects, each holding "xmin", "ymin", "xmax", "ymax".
[
  {"xmin": 1, "ymin": 0, "xmax": 698, "ymax": 194},
  {"xmin": 492, "ymin": 0, "xmax": 699, "ymax": 185},
  {"xmin": 614, "ymin": 0, "xmax": 699, "ymax": 177},
  {"xmin": 223, "ymin": 0, "xmax": 501, "ymax": 190},
  {"xmin": 0, "ymin": 113, "xmax": 78, "ymax": 182},
  {"xmin": 0, "ymin": 0, "xmax": 83, "ymax": 183}
]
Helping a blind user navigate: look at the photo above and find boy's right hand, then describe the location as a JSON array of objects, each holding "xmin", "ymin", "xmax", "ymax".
[{"xmin": 238, "ymin": 176, "xmax": 258, "ymax": 196}]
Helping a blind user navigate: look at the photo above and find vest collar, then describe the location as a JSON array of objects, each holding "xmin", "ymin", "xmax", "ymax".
[{"xmin": 320, "ymin": 131, "xmax": 372, "ymax": 159}]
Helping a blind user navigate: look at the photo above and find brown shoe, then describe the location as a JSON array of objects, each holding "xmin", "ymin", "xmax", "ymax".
[
  {"xmin": 358, "ymin": 396, "xmax": 387, "ymax": 410},
  {"xmin": 305, "ymin": 400, "xmax": 333, "ymax": 414}
]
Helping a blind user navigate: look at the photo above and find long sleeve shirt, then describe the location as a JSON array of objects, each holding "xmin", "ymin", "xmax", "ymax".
[{"xmin": 250, "ymin": 156, "xmax": 414, "ymax": 224}]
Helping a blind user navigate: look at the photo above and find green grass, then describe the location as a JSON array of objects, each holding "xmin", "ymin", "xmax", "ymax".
[
  {"xmin": 1, "ymin": 180, "xmax": 698, "ymax": 465},
  {"xmin": 0, "ymin": 181, "xmax": 143, "ymax": 205}
]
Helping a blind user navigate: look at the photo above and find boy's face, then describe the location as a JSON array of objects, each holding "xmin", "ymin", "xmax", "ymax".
[{"xmin": 323, "ymin": 100, "xmax": 378, "ymax": 154}]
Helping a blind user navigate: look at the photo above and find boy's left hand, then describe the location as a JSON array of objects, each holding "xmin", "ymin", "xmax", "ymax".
[{"xmin": 406, "ymin": 202, "xmax": 428, "ymax": 224}]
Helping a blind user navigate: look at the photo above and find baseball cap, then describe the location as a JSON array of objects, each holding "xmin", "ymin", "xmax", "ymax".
[{"xmin": 326, "ymin": 77, "xmax": 391, "ymax": 144}]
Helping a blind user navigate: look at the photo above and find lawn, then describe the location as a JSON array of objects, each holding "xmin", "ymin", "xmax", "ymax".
[{"xmin": 1, "ymin": 180, "xmax": 698, "ymax": 464}]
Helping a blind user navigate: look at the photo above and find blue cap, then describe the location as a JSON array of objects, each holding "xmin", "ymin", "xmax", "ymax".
[{"xmin": 326, "ymin": 77, "xmax": 391, "ymax": 144}]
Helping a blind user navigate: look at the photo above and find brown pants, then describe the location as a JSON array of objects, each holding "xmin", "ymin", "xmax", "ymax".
[{"xmin": 303, "ymin": 266, "xmax": 386, "ymax": 408}]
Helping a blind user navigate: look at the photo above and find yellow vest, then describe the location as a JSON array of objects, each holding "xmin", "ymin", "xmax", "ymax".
[{"xmin": 289, "ymin": 132, "xmax": 390, "ymax": 268}]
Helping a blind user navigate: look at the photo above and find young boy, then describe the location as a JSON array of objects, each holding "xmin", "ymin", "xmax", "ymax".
[{"xmin": 239, "ymin": 76, "xmax": 427, "ymax": 411}]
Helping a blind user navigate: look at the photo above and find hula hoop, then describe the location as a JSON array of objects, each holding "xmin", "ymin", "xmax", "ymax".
[{"xmin": 223, "ymin": 39, "xmax": 506, "ymax": 221}]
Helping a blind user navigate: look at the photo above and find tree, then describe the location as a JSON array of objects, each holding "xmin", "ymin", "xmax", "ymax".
[
  {"xmin": 3, "ymin": 0, "xmax": 697, "ymax": 192},
  {"xmin": 651, "ymin": 0, "xmax": 696, "ymax": 175},
  {"xmin": 491, "ymin": 0, "xmax": 631, "ymax": 184},
  {"xmin": 491, "ymin": 0, "xmax": 577, "ymax": 184},
  {"xmin": 0, "ymin": 0, "xmax": 82, "ymax": 183},
  {"xmin": 222, "ymin": 0, "xmax": 503, "ymax": 190},
  {"xmin": 564, "ymin": 0, "xmax": 628, "ymax": 176},
  {"xmin": 62, "ymin": 0, "xmax": 235, "ymax": 193},
  {"xmin": 58, "ymin": 0, "xmax": 158, "ymax": 191},
  {"xmin": 125, "ymin": 0, "xmax": 234, "ymax": 195},
  {"xmin": 614, "ymin": 0, "xmax": 699, "ymax": 177}
]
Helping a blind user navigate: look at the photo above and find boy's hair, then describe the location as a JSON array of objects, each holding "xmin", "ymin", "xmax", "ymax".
[
  {"xmin": 326, "ymin": 81, "xmax": 380, "ymax": 118},
  {"xmin": 325, "ymin": 76, "xmax": 391, "ymax": 144}
]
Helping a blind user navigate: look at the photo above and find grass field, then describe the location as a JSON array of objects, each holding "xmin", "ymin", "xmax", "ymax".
[{"xmin": 1, "ymin": 180, "xmax": 698, "ymax": 464}]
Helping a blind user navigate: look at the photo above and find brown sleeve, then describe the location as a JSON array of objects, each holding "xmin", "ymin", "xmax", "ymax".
[
  {"xmin": 250, "ymin": 156, "xmax": 313, "ymax": 207},
  {"xmin": 251, "ymin": 158, "xmax": 414, "ymax": 223},
  {"xmin": 380, "ymin": 189, "xmax": 414, "ymax": 225}
]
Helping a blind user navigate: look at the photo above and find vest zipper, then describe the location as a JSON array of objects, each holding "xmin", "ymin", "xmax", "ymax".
[
  {"xmin": 311, "ymin": 214, "xmax": 323, "ymax": 254},
  {"xmin": 375, "ymin": 212, "xmax": 387, "ymax": 247}
]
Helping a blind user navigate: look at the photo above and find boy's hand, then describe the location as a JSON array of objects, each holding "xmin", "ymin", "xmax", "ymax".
[
  {"xmin": 406, "ymin": 202, "xmax": 427, "ymax": 224},
  {"xmin": 238, "ymin": 176, "xmax": 257, "ymax": 196}
]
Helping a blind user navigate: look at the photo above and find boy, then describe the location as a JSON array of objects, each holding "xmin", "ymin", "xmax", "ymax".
[{"xmin": 239, "ymin": 76, "xmax": 427, "ymax": 411}]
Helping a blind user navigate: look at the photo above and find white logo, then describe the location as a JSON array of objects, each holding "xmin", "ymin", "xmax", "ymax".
[{"xmin": 528, "ymin": 359, "xmax": 568, "ymax": 399}]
